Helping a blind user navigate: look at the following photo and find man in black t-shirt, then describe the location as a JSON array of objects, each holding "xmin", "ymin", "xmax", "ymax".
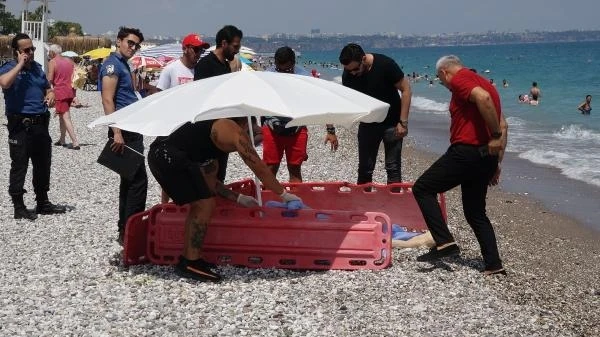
[
  {"xmin": 148, "ymin": 118, "xmax": 303, "ymax": 282},
  {"xmin": 339, "ymin": 43, "xmax": 412, "ymax": 185},
  {"xmin": 194, "ymin": 25, "xmax": 243, "ymax": 182}
]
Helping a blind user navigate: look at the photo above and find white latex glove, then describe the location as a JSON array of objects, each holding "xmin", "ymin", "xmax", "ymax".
[
  {"xmin": 280, "ymin": 191, "xmax": 302, "ymax": 203},
  {"xmin": 236, "ymin": 194, "xmax": 259, "ymax": 207}
]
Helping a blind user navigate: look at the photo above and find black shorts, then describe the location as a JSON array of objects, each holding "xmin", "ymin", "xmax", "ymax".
[{"xmin": 148, "ymin": 141, "xmax": 214, "ymax": 205}]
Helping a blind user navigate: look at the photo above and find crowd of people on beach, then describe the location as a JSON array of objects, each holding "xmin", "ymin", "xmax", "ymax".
[{"xmin": 1, "ymin": 25, "xmax": 510, "ymax": 282}]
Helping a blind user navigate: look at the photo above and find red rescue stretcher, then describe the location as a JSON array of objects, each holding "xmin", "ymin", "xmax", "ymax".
[{"xmin": 123, "ymin": 180, "xmax": 446, "ymax": 271}]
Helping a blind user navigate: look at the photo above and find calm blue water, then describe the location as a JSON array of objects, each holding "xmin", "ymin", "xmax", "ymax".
[{"xmin": 301, "ymin": 42, "xmax": 600, "ymax": 229}]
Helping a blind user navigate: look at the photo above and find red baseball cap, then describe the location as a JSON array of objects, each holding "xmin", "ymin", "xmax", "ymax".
[{"xmin": 182, "ymin": 34, "xmax": 209, "ymax": 48}]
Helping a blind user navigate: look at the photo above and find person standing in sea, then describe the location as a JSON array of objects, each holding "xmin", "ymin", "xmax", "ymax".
[
  {"xmin": 577, "ymin": 95, "xmax": 592, "ymax": 114},
  {"xmin": 100, "ymin": 26, "xmax": 148, "ymax": 245},
  {"xmin": 529, "ymin": 81, "xmax": 541, "ymax": 104},
  {"xmin": 338, "ymin": 43, "xmax": 412, "ymax": 186},
  {"xmin": 412, "ymin": 55, "xmax": 508, "ymax": 276}
]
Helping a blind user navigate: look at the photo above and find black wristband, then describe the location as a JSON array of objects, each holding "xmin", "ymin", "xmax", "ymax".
[
  {"xmin": 326, "ymin": 127, "xmax": 336, "ymax": 135},
  {"xmin": 491, "ymin": 131, "xmax": 502, "ymax": 139}
]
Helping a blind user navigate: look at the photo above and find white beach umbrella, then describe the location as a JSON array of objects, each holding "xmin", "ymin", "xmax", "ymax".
[
  {"xmin": 88, "ymin": 71, "xmax": 389, "ymax": 137},
  {"xmin": 88, "ymin": 71, "xmax": 389, "ymax": 205},
  {"xmin": 61, "ymin": 50, "xmax": 78, "ymax": 57}
]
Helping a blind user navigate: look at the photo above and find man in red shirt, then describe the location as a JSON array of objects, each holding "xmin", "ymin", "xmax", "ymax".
[{"xmin": 412, "ymin": 55, "xmax": 508, "ymax": 276}]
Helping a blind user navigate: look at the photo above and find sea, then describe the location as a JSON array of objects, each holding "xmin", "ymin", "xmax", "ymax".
[{"xmin": 300, "ymin": 42, "xmax": 600, "ymax": 231}]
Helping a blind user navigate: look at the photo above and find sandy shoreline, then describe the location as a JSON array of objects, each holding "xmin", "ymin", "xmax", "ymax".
[
  {"xmin": 403, "ymin": 143, "xmax": 600, "ymax": 336},
  {"xmin": 0, "ymin": 89, "xmax": 598, "ymax": 336}
]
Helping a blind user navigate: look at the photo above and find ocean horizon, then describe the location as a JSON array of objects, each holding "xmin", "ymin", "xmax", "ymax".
[{"xmin": 301, "ymin": 41, "xmax": 600, "ymax": 231}]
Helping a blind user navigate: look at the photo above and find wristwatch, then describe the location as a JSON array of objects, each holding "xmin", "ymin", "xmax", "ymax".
[
  {"xmin": 491, "ymin": 131, "xmax": 502, "ymax": 139},
  {"xmin": 399, "ymin": 120, "xmax": 408, "ymax": 127}
]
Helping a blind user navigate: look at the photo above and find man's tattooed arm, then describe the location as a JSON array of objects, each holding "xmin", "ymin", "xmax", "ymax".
[{"xmin": 215, "ymin": 181, "xmax": 238, "ymax": 202}]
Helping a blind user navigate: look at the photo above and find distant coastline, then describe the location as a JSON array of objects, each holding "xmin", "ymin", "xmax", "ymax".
[{"xmin": 144, "ymin": 30, "xmax": 600, "ymax": 53}]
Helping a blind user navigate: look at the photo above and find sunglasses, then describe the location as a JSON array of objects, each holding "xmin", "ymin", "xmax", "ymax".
[
  {"xmin": 275, "ymin": 65, "xmax": 294, "ymax": 73},
  {"xmin": 125, "ymin": 39, "xmax": 141, "ymax": 50},
  {"xmin": 20, "ymin": 46, "xmax": 36, "ymax": 54}
]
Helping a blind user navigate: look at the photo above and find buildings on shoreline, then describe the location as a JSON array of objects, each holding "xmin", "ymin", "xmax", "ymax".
[{"xmin": 140, "ymin": 30, "xmax": 600, "ymax": 53}]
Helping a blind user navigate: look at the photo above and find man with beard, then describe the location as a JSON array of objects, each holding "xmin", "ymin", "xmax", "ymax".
[
  {"xmin": 339, "ymin": 43, "xmax": 412, "ymax": 187},
  {"xmin": 194, "ymin": 25, "xmax": 243, "ymax": 183}
]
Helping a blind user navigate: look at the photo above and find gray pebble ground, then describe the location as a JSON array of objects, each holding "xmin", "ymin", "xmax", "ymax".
[{"xmin": 1, "ymin": 90, "xmax": 597, "ymax": 336}]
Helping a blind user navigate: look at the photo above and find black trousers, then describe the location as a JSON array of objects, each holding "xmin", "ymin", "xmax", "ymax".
[
  {"xmin": 7, "ymin": 114, "xmax": 52, "ymax": 202},
  {"xmin": 357, "ymin": 123, "xmax": 403, "ymax": 184},
  {"xmin": 217, "ymin": 153, "xmax": 228, "ymax": 183},
  {"xmin": 412, "ymin": 144, "xmax": 503, "ymax": 271},
  {"xmin": 117, "ymin": 138, "xmax": 148, "ymax": 231}
]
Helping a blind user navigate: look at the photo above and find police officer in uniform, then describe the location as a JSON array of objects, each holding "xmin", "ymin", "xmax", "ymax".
[
  {"xmin": 0, "ymin": 33, "xmax": 66, "ymax": 220},
  {"xmin": 100, "ymin": 27, "xmax": 147, "ymax": 244}
]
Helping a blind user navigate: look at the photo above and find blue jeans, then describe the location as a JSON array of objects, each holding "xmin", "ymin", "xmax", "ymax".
[{"xmin": 357, "ymin": 123, "xmax": 403, "ymax": 184}]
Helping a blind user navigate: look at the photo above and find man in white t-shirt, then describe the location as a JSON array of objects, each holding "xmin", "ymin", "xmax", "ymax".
[
  {"xmin": 155, "ymin": 33, "xmax": 209, "ymax": 203},
  {"xmin": 156, "ymin": 33, "xmax": 209, "ymax": 91}
]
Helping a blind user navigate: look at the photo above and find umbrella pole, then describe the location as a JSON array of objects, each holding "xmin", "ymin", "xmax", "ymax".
[{"xmin": 247, "ymin": 115, "xmax": 263, "ymax": 206}]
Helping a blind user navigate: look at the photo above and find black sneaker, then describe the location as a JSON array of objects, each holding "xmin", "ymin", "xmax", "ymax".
[
  {"xmin": 417, "ymin": 244, "xmax": 461, "ymax": 262},
  {"xmin": 35, "ymin": 201, "xmax": 67, "ymax": 214},
  {"xmin": 14, "ymin": 207, "xmax": 38, "ymax": 221},
  {"xmin": 175, "ymin": 256, "xmax": 221, "ymax": 282}
]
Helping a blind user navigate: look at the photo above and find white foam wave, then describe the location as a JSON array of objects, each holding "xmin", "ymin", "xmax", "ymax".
[
  {"xmin": 332, "ymin": 76, "xmax": 342, "ymax": 84},
  {"xmin": 411, "ymin": 96, "xmax": 448, "ymax": 115},
  {"xmin": 553, "ymin": 125, "xmax": 600, "ymax": 142},
  {"xmin": 519, "ymin": 149, "xmax": 600, "ymax": 187},
  {"xmin": 505, "ymin": 116, "xmax": 526, "ymax": 127},
  {"xmin": 519, "ymin": 149, "xmax": 571, "ymax": 164}
]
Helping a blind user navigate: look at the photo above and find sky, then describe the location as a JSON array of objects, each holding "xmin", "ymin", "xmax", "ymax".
[{"xmin": 5, "ymin": 0, "xmax": 600, "ymax": 38}]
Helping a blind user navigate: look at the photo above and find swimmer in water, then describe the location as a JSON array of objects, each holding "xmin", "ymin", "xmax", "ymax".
[{"xmin": 577, "ymin": 95, "xmax": 592, "ymax": 115}]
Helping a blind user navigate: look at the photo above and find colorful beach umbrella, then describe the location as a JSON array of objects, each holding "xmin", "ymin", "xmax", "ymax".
[
  {"xmin": 130, "ymin": 55, "xmax": 164, "ymax": 70},
  {"xmin": 138, "ymin": 43, "xmax": 183, "ymax": 58},
  {"xmin": 81, "ymin": 47, "xmax": 112, "ymax": 60}
]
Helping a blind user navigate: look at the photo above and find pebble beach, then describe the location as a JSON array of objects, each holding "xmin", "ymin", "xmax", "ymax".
[{"xmin": 1, "ymin": 89, "xmax": 599, "ymax": 336}]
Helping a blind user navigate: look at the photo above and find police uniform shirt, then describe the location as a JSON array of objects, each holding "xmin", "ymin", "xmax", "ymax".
[
  {"xmin": 0, "ymin": 60, "xmax": 50, "ymax": 115},
  {"xmin": 100, "ymin": 52, "xmax": 138, "ymax": 110}
]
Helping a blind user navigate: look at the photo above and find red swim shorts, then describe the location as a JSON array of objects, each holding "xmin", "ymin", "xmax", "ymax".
[
  {"xmin": 262, "ymin": 125, "xmax": 308, "ymax": 165},
  {"xmin": 54, "ymin": 98, "xmax": 74, "ymax": 114}
]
